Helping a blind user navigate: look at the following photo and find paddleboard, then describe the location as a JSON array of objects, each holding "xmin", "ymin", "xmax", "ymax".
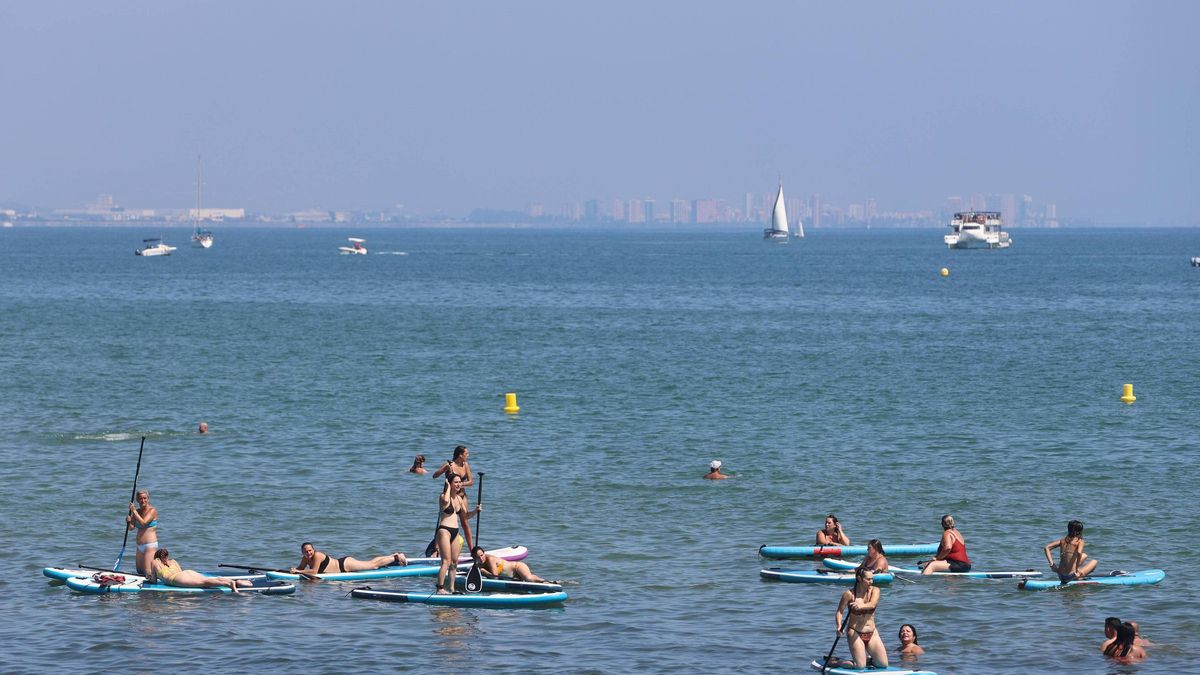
[
  {"xmin": 809, "ymin": 658, "xmax": 936, "ymax": 675},
  {"xmin": 43, "ymin": 566, "xmax": 265, "ymax": 583},
  {"xmin": 1018, "ymin": 569, "xmax": 1164, "ymax": 590},
  {"xmin": 404, "ymin": 545, "xmax": 528, "ymax": 567},
  {"xmin": 452, "ymin": 575, "xmax": 563, "ymax": 593},
  {"xmin": 760, "ymin": 568, "xmax": 894, "ymax": 585},
  {"xmin": 820, "ymin": 558, "xmax": 1043, "ymax": 579},
  {"xmin": 350, "ymin": 587, "xmax": 568, "ymax": 608},
  {"xmin": 263, "ymin": 546, "xmax": 528, "ymax": 581},
  {"xmin": 759, "ymin": 543, "xmax": 939, "ymax": 559},
  {"xmin": 65, "ymin": 576, "xmax": 294, "ymax": 595}
]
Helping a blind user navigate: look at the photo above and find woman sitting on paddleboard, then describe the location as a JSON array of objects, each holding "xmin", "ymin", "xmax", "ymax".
[
  {"xmin": 835, "ymin": 567, "xmax": 888, "ymax": 670},
  {"xmin": 126, "ymin": 489, "xmax": 159, "ymax": 576},
  {"xmin": 816, "ymin": 514, "xmax": 851, "ymax": 546},
  {"xmin": 897, "ymin": 623, "xmax": 924, "ymax": 657},
  {"xmin": 469, "ymin": 546, "xmax": 548, "ymax": 583},
  {"xmin": 1043, "ymin": 519, "xmax": 1097, "ymax": 583},
  {"xmin": 858, "ymin": 539, "xmax": 889, "ymax": 573},
  {"xmin": 290, "ymin": 542, "xmax": 407, "ymax": 576},
  {"xmin": 431, "ymin": 445, "xmax": 473, "ymax": 487},
  {"xmin": 436, "ymin": 473, "xmax": 479, "ymax": 594},
  {"xmin": 152, "ymin": 548, "xmax": 250, "ymax": 592},
  {"xmin": 921, "ymin": 514, "xmax": 970, "ymax": 574}
]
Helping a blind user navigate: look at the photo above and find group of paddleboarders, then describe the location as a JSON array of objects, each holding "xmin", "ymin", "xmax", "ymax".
[{"xmin": 818, "ymin": 514, "xmax": 1150, "ymax": 668}]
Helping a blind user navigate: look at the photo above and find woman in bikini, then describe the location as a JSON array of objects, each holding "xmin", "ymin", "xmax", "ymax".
[
  {"xmin": 1043, "ymin": 519, "xmax": 1097, "ymax": 582},
  {"xmin": 431, "ymin": 445, "xmax": 473, "ymax": 487},
  {"xmin": 289, "ymin": 542, "xmax": 407, "ymax": 577},
  {"xmin": 152, "ymin": 548, "xmax": 250, "ymax": 592},
  {"xmin": 469, "ymin": 546, "xmax": 548, "ymax": 583},
  {"xmin": 125, "ymin": 489, "xmax": 159, "ymax": 576},
  {"xmin": 921, "ymin": 514, "xmax": 970, "ymax": 574},
  {"xmin": 897, "ymin": 624, "xmax": 924, "ymax": 657},
  {"xmin": 835, "ymin": 567, "xmax": 888, "ymax": 670},
  {"xmin": 435, "ymin": 473, "xmax": 479, "ymax": 594},
  {"xmin": 816, "ymin": 514, "xmax": 851, "ymax": 546},
  {"xmin": 859, "ymin": 539, "xmax": 889, "ymax": 573}
]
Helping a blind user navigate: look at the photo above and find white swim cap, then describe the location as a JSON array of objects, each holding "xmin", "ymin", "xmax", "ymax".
[{"xmin": 709, "ymin": 460, "xmax": 722, "ymax": 470}]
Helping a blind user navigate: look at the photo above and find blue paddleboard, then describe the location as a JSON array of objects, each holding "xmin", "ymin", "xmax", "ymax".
[
  {"xmin": 350, "ymin": 587, "xmax": 568, "ymax": 608},
  {"xmin": 759, "ymin": 543, "xmax": 939, "ymax": 559},
  {"xmin": 1018, "ymin": 569, "xmax": 1164, "ymax": 590},
  {"xmin": 761, "ymin": 568, "xmax": 894, "ymax": 585}
]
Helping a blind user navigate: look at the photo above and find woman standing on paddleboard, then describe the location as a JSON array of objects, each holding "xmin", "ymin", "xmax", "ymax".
[
  {"xmin": 431, "ymin": 445, "xmax": 473, "ymax": 487},
  {"xmin": 435, "ymin": 473, "xmax": 479, "ymax": 594},
  {"xmin": 921, "ymin": 514, "xmax": 970, "ymax": 574},
  {"xmin": 835, "ymin": 567, "xmax": 888, "ymax": 669},
  {"xmin": 816, "ymin": 514, "xmax": 851, "ymax": 546},
  {"xmin": 126, "ymin": 489, "xmax": 158, "ymax": 576}
]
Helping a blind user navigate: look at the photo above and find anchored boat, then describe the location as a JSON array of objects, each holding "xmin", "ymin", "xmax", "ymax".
[
  {"xmin": 763, "ymin": 182, "xmax": 790, "ymax": 242},
  {"xmin": 338, "ymin": 237, "xmax": 367, "ymax": 254},
  {"xmin": 944, "ymin": 211, "xmax": 1011, "ymax": 249},
  {"xmin": 135, "ymin": 237, "xmax": 176, "ymax": 257}
]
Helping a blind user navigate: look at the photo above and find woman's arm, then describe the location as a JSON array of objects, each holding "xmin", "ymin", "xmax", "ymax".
[
  {"xmin": 128, "ymin": 504, "xmax": 152, "ymax": 527},
  {"xmin": 460, "ymin": 461, "xmax": 473, "ymax": 487},
  {"xmin": 816, "ymin": 530, "xmax": 830, "ymax": 545},
  {"xmin": 432, "ymin": 461, "xmax": 452, "ymax": 479},
  {"xmin": 1043, "ymin": 539, "xmax": 1061, "ymax": 567},
  {"xmin": 835, "ymin": 592, "xmax": 850, "ymax": 634},
  {"xmin": 857, "ymin": 587, "xmax": 881, "ymax": 611},
  {"xmin": 933, "ymin": 530, "xmax": 953, "ymax": 560}
]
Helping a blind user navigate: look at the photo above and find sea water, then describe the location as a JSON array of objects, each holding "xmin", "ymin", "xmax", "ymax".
[{"xmin": 0, "ymin": 226, "xmax": 1197, "ymax": 673}]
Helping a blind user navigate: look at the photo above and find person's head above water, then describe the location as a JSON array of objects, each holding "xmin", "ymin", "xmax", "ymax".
[
  {"xmin": 709, "ymin": 460, "xmax": 722, "ymax": 470},
  {"xmin": 198, "ymin": 421, "xmax": 208, "ymax": 434}
]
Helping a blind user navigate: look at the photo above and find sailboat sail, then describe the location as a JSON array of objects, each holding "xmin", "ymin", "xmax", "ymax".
[{"xmin": 770, "ymin": 184, "xmax": 788, "ymax": 236}]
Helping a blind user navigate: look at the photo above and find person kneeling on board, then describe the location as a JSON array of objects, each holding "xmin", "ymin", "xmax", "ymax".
[
  {"xmin": 152, "ymin": 548, "xmax": 250, "ymax": 592},
  {"xmin": 469, "ymin": 546, "xmax": 549, "ymax": 583},
  {"xmin": 1043, "ymin": 519, "xmax": 1097, "ymax": 583},
  {"xmin": 291, "ymin": 542, "xmax": 407, "ymax": 576}
]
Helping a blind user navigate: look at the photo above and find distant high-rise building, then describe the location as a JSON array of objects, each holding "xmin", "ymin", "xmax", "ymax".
[
  {"xmin": 692, "ymin": 199, "xmax": 722, "ymax": 223},
  {"xmin": 1021, "ymin": 195, "xmax": 1033, "ymax": 225},
  {"xmin": 786, "ymin": 198, "xmax": 802, "ymax": 224},
  {"xmin": 584, "ymin": 199, "xmax": 602, "ymax": 221},
  {"xmin": 627, "ymin": 199, "xmax": 644, "ymax": 223},
  {"xmin": 744, "ymin": 192, "xmax": 754, "ymax": 221},
  {"xmin": 1045, "ymin": 203, "xmax": 1059, "ymax": 228},
  {"xmin": 848, "ymin": 204, "xmax": 865, "ymax": 220},
  {"xmin": 644, "ymin": 200, "xmax": 656, "ymax": 223},
  {"xmin": 866, "ymin": 198, "xmax": 877, "ymax": 220},
  {"xmin": 526, "ymin": 203, "xmax": 544, "ymax": 218},
  {"xmin": 994, "ymin": 194, "xmax": 1017, "ymax": 226},
  {"xmin": 670, "ymin": 199, "xmax": 689, "ymax": 223},
  {"xmin": 811, "ymin": 193, "xmax": 822, "ymax": 228},
  {"xmin": 611, "ymin": 199, "xmax": 626, "ymax": 222},
  {"xmin": 969, "ymin": 193, "xmax": 987, "ymax": 211},
  {"xmin": 560, "ymin": 202, "xmax": 582, "ymax": 221},
  {"xmin": 945, "ymin": 196, "xmax": 963, "ymax": 218}
]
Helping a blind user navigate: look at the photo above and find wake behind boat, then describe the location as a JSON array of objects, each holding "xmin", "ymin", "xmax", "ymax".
[{"xmin": 338, "ymin": 237, "xmax": 367, "ymax": 254}]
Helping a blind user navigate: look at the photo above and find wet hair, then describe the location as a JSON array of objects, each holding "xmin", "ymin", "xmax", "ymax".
[
  {"xmin": 867, "ymin": 539, "xmax": 885, "ymax": 555},
  {"xmin": 136, "ymin": 489, "xmax": 150, "ymax": 499},
  {"xmin": 409, "ymin": 455, "xmax": 425, "ymax": 472},
  {"xmin": 1104, "ymin": 617, "xmax": 1122, "ymax": 634},
  {"xmin": 452, "ymin": 445, "xmax": 469, "ymax": 460},
  {"xmin": 154, "ymin": 548, "xmax": 169, "ymax": 560},
  {"xmin": 471, "ymin": 546, "xmax": 486, "ymax": 558},
  {"xmin": 941, "ymin": 515, "xmax": 955, "ymax": 529},
  {"xmin": 300, "ymin": 542, "xmax": 314, "ymax": 550},
  {"xmin": 446, "ymin": 472, "xmax": 463, "ymax": 484},
  {"xmin": 1104, "ymin": 622, "xmax": 1136, "ymax": 658},
  {"xmin": 898, "ymin": 624, "xmax": 919, "ymax": 644},
  {"xmin": 1067, "ymin": 520, "xmax": 1084, "ymax": 539}
]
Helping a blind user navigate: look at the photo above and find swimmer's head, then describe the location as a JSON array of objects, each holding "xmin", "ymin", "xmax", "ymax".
[{"xmin": 709, "ymin": 460, "xmax": 722, "ymax": 470}]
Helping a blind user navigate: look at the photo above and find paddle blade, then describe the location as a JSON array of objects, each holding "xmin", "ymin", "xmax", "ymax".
[
  {"xmin": 464, "ymin": 563, "xmax": 483, "ymax": 593},
  {"xmin": 423, "ymin": 537, "xmax": 438, "ymax": 558}
]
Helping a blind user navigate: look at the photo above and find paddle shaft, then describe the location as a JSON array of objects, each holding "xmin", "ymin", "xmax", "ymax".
[
  {"xmin": 114, "ymin": 436, "xmax": 147, "ymax": 571},
  {"xmin": 473, "ymin": 472, "xmax": 484, "ymax": 545},
  {"xmin": 463, "ymin": 472, "xmax": 485, "ymax": 592},
  {"xmin": 822, "ymin": 613, "xmax": 851, "ymax": 674}
]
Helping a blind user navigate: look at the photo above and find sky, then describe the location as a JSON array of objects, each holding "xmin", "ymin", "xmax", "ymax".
[{"xmin": 1, "ymin": 1, "xmax": 1197, "ymax": 222}]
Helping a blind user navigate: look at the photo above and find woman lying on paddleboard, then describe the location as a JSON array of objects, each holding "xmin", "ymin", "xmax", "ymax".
[
  {"xmin": 469, "ymin": 546, "xmax": 547, "ymax": 582},
  {"xmin": 290, "ymin": 542, "xmax": 407, "ymax": 576},
  {"xmin": 835, "ymin": 567, "xmax": 888, "ymax": 670},
  {"xmin": 431, "ymin": 445, "xmax": 473, "ymax": 487},
  {"xmin": 1043, "ymin": 519, "xmax": 1097, "ymax": 583},
  {"xmin": 126, "ymin": 489, "xmax": 159, "ymax": 576},
  {"xmin": 921, "ymin": 514, "xmax": 970, "ymax": 574},
  {"xmin": 436, "ymin": 473, "xmax": 479, "ymax": 594},
  {"xmin": 858, "ymin": 539, "xmax": 889, "ymax": 573},
  {"xmin": 816, "ymin": 514, "xmax": 851, "ymax": 546},
  {"xmin": 152, "ymin": 548, "xmax": 250, "ymax": 592}
]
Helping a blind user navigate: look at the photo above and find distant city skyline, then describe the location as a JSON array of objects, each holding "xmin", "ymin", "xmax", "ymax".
[{"xmin": 1, "ymin": 2, "xmax": 1196, "ymax": 225}]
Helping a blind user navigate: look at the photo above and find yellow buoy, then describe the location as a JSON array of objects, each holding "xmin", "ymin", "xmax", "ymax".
[
  {"xmin": 1120, "ymin": 383, "xmax": 1136, "ymax": 404},
  {"xmin": 940, "ymin": 267, "xmax": 949, "ymax": 277},
  {"xmin": 503, "ymin": 392, "xmax": 520, "ymax": 414}
]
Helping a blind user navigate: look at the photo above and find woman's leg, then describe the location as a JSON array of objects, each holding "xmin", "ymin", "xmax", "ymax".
[
  {"xmin": 922, "ymin": 560, "xmax": 950, "ymax": 575},
  {"xmin": 848, "ymin": 632, "xmax": 867, "ymax": 668},
  {"xmin": 342, "ymin": 553, "xmax": 407, "ymax": 572},
  {"xmin": 1078, "ymin": 557, "xmax": 1098, "ymax": 577},
  {"xmin": 435, "ymin": 530, "xmax": 455, "ymax": 593},
  {"xmin": 866, "ymin": 631, "xmax": 889, "ymax": 668},
  {"xmin": 511, "ymin": 562, "xmax": 545, "ymax": 583}
]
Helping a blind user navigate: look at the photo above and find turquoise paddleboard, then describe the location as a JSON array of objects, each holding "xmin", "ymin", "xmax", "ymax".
[
  {"xmin": 760, "ymin": 543, "xmax": 938, "ymax": 559},
  {"xmin": 809, "ymin": 659, "xmax": 936, "ymax": 674},
  {"xmin": 65, "ymin": 576, "xmax": 295, "ymax": 595},
  {"xmin": 350, "ymin": 587, "xmax": 568, "ymax": 608},
  {"xmin": 1018, "ymin": 569, "xmax": 1164, "ymax": 590},
  {"xmin": 761, "ymin": 568, "xmax": 894, "ymax": 585}
]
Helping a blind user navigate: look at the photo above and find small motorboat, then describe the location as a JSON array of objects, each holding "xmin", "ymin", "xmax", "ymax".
[
  {"xmin": 135, "ymin": 238, "xmax": 176, "ymax": 257},
  {"xmin": 338, "ymin": 237, "xmax": 367, "ymax": 255}
]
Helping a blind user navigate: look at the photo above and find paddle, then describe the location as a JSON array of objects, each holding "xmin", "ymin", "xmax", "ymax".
[
  {"xmin": 463, "ymin": 472, "xmax": 485, "ymax": 593},
  {"xmin": 218, "ymin": 563, "xmax": 317, "ymax": 581},
  {"xmin": 822, "ymin": 614, "xmax": 851, "ymax": 674},
  {"xmin": 113, "ymin": 436, "xmax": 147, "ymax": 571}
]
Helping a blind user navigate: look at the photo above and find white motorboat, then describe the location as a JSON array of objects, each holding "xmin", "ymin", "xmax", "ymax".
[
  {"xmin": 763, "ymin": 182, "xmax": 789, "ymax": 242},
  {"xmin": 338, "ymin": 237, "xmax": 368, "ymax": 255},
  {"xmin": 190, "ymin": 156, "xmax": 214, "ymax": 248},
  {"xmin": 136, "ymin": 238, "xmax": 176, "ymax": 257},
  {"xmin": 944, "ymin": 211, "xmax": 1011, "ymax": 249}
]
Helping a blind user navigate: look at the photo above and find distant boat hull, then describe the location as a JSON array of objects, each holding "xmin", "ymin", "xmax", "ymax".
[
  {"xmin": 338, "ymin": 246, "xmax": 367, "ymax": 255},
  {"xmin": 763, "ymin": 229, "xmax": 789, "ymax": 242},
  {"xmin": 136, "ymin": 244, "xmax": 176, "ymax": 257},
  {"xmin": 191, "ymin": 232, "xmax": 214, "ymax": 249}
]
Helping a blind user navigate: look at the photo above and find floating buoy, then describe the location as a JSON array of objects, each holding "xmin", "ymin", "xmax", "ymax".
[
  {"xmin": 1120, "ymin": 384, "xmax": 1136, "ymax": 404},
  {"xmin": 503, "ymin": 392, "xmax": 520, "ymax": 414},
  {"xmin": 940, "ymin": 267, "xmax": 949, "ymax": 277}
]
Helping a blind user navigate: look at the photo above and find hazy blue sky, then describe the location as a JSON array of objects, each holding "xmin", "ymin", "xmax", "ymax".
[{"xmin": 2, "ymin": 1, "xmax": 1197, "ymax": 222}]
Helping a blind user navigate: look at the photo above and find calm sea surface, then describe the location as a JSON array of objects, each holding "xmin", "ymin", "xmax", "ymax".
[{"xmin": 1, "ymin": 226, "xmax": 1197, "ymax": 674}]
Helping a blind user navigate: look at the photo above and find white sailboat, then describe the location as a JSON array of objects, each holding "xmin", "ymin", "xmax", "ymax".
[
  {"xmin": 190, "ymin": 156, "xmax": 214, "ymax": 249},
  {"xmin": 763, "ymin": 182, "xmax": 789, "ymax": 242}
]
